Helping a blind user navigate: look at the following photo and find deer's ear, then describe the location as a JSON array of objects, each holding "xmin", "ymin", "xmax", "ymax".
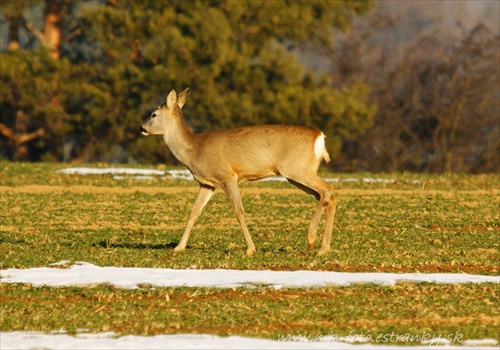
[
  {"xmin": 166, "ymin": 88, "xmax": 178, "ymax": 109},
  {"xmin": 177, "ymin": 88, "xmax": 191, "ymax": 109}
]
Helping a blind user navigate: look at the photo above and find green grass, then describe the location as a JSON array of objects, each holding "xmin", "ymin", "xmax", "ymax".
[
  {"xmin": 1, "ymin": 162, "xmax": 498, "ymax": 272},
  {"xmin": 1, "ymin": 162, "xmax": 499, "ymax": 345},
  {"xmin": 1, "ymin": 283, "xmax": 498, "ymax": 344}
]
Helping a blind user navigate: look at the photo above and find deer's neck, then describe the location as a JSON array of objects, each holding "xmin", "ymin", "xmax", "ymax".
[{"xmin": 163, "ymin": 117, "xmax": 197, "ymax": 166}]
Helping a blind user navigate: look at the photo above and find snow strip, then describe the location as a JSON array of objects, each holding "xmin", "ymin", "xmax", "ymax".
[
  {"xmin": 56, "ymin": 167, "xmax": 166, "ymax": 176},
  {"xmin": 1, "ymin": 262, "xmax": 498, "ymax": 289},
  {"xmin": 1, "ymin": 332, "xmax": 498, "ymax": 350},
  {"xmin": 56, "ymin": 167, "xmax": 411, "ymax": 183}
]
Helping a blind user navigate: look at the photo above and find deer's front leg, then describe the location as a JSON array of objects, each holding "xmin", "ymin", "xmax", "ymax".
[
  {"xmin": 220, "ymin": 179, "xmax": 256, "ymax": 256},
  {"xmin": 174, "ymin": 184, "xmax": 215, "ymax": 252}
]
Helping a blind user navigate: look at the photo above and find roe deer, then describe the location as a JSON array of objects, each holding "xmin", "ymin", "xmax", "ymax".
[{"xmin": 140, "ymin": 88, "xmax": 336, "ymax": 256}]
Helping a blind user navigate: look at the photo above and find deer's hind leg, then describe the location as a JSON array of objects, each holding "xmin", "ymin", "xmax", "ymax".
[{"xmin": 287, "ymin": 175, "xmax": 336, "ymax": 255}]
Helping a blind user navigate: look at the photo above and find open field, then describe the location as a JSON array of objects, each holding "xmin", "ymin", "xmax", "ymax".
[{"xmin": 1, "ymin": 162, "xmax": 499, "ymax": 346}]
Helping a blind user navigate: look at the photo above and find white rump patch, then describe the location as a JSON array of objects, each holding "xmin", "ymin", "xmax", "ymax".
[{"xmin": 314, "ymin": 133, "xmax": 326, "ymax": 160}]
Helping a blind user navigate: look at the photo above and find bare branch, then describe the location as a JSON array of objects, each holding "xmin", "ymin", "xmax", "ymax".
[
  {"xmin": 19, "ymin": 17, "xmax": 48, "ymax": 46},
  {"xmin": 0, "ymin": 123, "xmax": 15, "ymax": 140},
  {"xmin": 18, "ymin": 128, "xmax": 45, "ymax": 144},
  {"xmin": 62, "ymin": 28, "xmax": 82, "ymax": 42}
]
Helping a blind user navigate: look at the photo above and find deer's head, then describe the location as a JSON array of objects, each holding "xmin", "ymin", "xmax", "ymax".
[{"xmin": 140, "ymin": 87, "xmax": 190, "ymax": 136}]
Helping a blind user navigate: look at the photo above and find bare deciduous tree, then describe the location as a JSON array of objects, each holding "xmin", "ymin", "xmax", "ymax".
[{"xmin": 330, "ymin": 2, "xmax": 499, "ymax": 173}]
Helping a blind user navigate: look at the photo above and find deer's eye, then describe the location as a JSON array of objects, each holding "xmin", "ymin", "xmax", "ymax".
[{"xmin": 152, "ymin": 113, "xmax": 157, "ymax": 118}]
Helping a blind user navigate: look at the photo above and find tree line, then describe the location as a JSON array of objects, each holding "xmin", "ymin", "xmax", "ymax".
[{"xmin": 1, "ymin": 0, "xmax": 498, "ymax": 173}]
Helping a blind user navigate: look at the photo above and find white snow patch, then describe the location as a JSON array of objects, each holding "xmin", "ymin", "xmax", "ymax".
[
  {"xmin": 1, "ymin": 262, "xmax": 498, "ymax": 289},
  {"xmin": 167, "ymin": 169, "xmax": 195, "ymax": 181},
  {"xmin": 55, "ymin": 167, "xmax": 195, "ymax": 181},
  {"xmin": 48, "ymin": 260, "xmax": 71, "ymax": 267},
  {"xmin": 1, "ymin": 332, "xmax": 498, "ymax": 350},
  {"xmin": 56, "ymin": 167, "xmax": 165, "ymax": 176},
  {"xmin": 55, "ymin": 167, "xmax": 413, "ymax": 183},
  {"xmin": 112, "ymin": 175, "xmax": 158, "ymax": 180},
  {"xmin": 462, "ymin": 339, "xmax": 500, "ymax": 347}
]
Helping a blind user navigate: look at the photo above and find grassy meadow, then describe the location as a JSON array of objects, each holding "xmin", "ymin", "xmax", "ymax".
[{"xmin": 1, "ymin": 162, "xmax": 499, "ymax": 345}]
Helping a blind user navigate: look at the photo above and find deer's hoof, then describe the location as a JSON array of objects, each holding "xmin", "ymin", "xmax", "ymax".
[
  {"xmin": 173, "ymin": 245, "xmax": 185, "ymax": 252},
  {"xmin": 316, "ymin": 247, "xmax": 330, "ymax": 256},
  {"xmin": 246, "ymin": 248, "xmax": 256, "ymax": 257}
]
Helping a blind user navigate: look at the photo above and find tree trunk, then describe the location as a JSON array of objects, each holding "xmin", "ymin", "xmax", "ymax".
[
  {"xmin": 2, "ymin": 11, "xmax": 21, "ymax": 51},
  {"xmin": 8, "ymin": 21, "xmax": 20, "ymax": 51},
  {"xmin": 43, "ymin": 0, "xmax": 68, "ymax": 60}
]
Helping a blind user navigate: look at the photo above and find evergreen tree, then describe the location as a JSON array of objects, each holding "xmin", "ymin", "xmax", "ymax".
[
  {"xmin": 1, "ymin": 0, "xmax": 375, "ymax": 163},
  {"xmin": 0, "ymin": 0, "xmax": 79, "ymax": 160}
]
